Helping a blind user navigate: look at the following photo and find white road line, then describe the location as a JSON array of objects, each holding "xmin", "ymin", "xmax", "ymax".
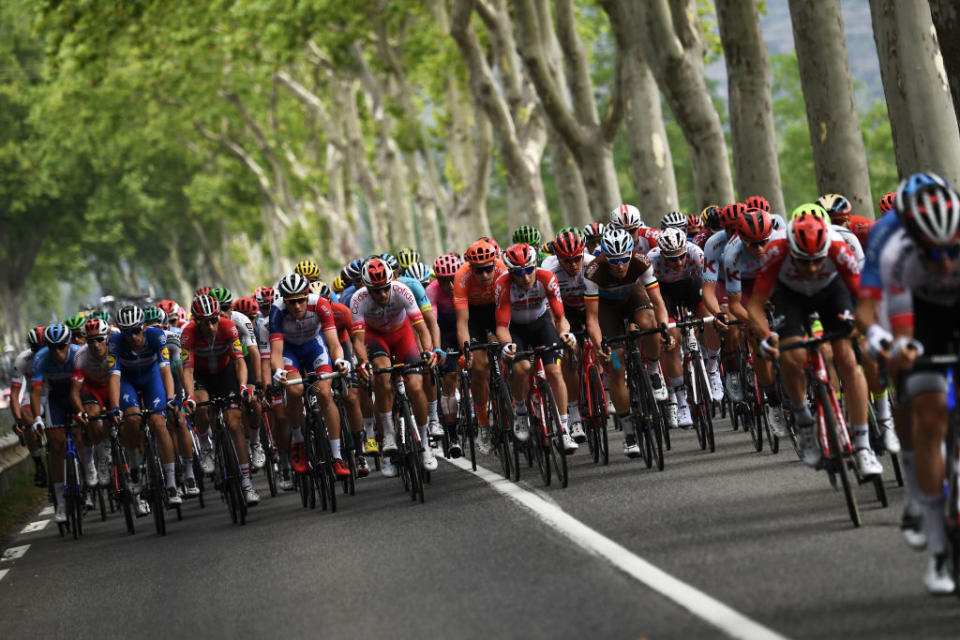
[
  {"xmin": 445, "ymin": 457, "xmax": 789, "ymax": 640},
  {"xmin": 39, "ymin": 506, "xmax": 54, "ymax": 516},
  {"xmin": 0, "ymin": 569, "xmax": 8, "ymax": 583},
  {"xmin": 20, "ymin": 520, "xmax": 49, "ymax": 534},
  {"xmin": 2, "ymin": 545, "xmax": 30, "ymax": 561}
]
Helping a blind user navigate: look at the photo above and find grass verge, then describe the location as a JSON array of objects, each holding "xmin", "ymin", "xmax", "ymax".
[{"xmin": 0, "ymin": 466, "xmax": 46, "ymax": 545}]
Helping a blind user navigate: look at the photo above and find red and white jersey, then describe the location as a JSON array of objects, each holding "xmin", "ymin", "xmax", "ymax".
[
  {"xmin": 540, "ymin": 253, "xmax": 594, "ymax": 310},
  {"xmin": 648, "ymin": 242, "xmax": 705, "ymax": 284},
  {"xmin": 350, "ymin": 281, "xmax": 424, "ymax": 334},
  {"xmin": 181, "ymin": 318, "xmax": 245, "ymax": 374},
  {"xmin": 754, "ymin": 235, "xmax": 860, "ymax": 298},
  {"xmin": 634, "ymin": 227, "xmax": 661, "ymax": 254},
  {"xmin": 71, "ymin": 345, "xmax": 113, "ymax": 388},
  {"xmin": 269, "ymin": 294, "xmax": 337, "ymax": 346},
  {"xmin": 832, "ymin": 224, "xmax": 864, "ymax": 270},
  {"xmin": 494, "ymin": 269, "xmax": 565, "ymax": 326}
]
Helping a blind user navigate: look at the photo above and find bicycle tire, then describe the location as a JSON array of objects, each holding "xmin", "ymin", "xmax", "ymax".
[
  {"xmin": 97, "ymin": 486, "xmax": 107, "ymax": 521},
  {"xmin": 540, "ymin": 378, "xmax": 568, "ymax": 488},
  {"xmin": 459, "ymin": 379, "xmax": 477, "ymax": 471},
  {"xmin": 316, "ymin": 419, "xmax": 338, "ymax": 513},
  {"xmin": 689, "ymin": 361, "xmax": 707, "ymax": 451},
  {"xmin": 695, "ymin": 358, "xmax": 716, "ymax": 453},
  {"xmin": 145, "ymin": 442, "xmax": 166, "ymax": 536},
  {"xmin": 220, "ymin": 425, "xmax": 248, "ymax": 525},
  {"xmin": 817, "ymin": 383, "xmax": 861, "ymax": 527},
  {"xmin": 588, "ymin": 365, "xmax": 609, "ymax": 466},
  {"xmin": 491, "ymin": 378, "xmax": 514, "ymax": 480},
  {"xmin": 399, "ymin": 399, "xmax": 424, "ymax": 503},
  {"xmin": 113, "ymin": 443, "xmax": 136, "ymax": 535},
  {"xmin": 65, "ymin": 457, "xmax": 81, "ymax": 540},
  {"xmin": 528, "ymin": 396, "xmax": 550, "ymax": 486},
  {"xmin": 262, "ymin": 416, "xmax": 278, "ymax": 498},
  {"xmin": 638, "ymin": 366, "xmax": 665, "ymax": 471},
  {"xmin": 946, "ymin": 412, "xmax": 960, "ymax": 595}
]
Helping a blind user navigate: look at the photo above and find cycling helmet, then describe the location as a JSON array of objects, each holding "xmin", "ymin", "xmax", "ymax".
[
  {"xmin": 878, "ymin": 191, "xmax": 896, "ymax": 214},
  {"xmin": 404, "ymin": 262, "xmax": 432, "ymax": 284},
  {"xmin": 464, "ymin": 239, "xmax": 498, "ymax": 265},
  {"xmin": 502, "ymin": 243, "xmax": 537, "ymax": 270},
  {"xmin": 378, "ymin": 253, "xmax": 400, "ymax": 273},
  {"xmin": 195, "ymin": 286, "xmax": 212, "ymax": 297},
  {"xmin": 254, "ymin": 286, "xmax": 276, "ymax": 308},
  {"xmin": 744, "ymin": 195, "xmax": 771, "ymax": 212},
  {"xmin": 718, "ymin": 202, "xmax": 746, "ymax": 229},
  {"xmin": 817, "ymin": 193, "xmax": 852, "ymax": 222},
  {"xmin": 344, "ymin": 259, "xmax": 364, "ymax": 286},
  {"xmin": 27, "ymin": 326, "xmax": 45, "ymax": 350},
  {"xmin": 790, "ymin": 202, "xmax": 828, "ymax": 221},
  {"xmin": 64, "ymin": 315, "xmax": 85, "ymax": 331},
  {"xmin": 234, "ymin": 297, "xmax": 259, "ymax": 317},
  {"xmin": 660, "ymin": 211, "xmax": 688, "ymax": 230},
  {"xmin": 294, "ymin": 259, "xmax": 321, "ymax": 281},
  {"xmin": 609, "ymin": 204, "xmax": 643, "ymax": 231},
  {"xmin": 82, "ymin": 318, "xmax": 110, "ymax": 339},
  {"xmin": 209, "ymin": 287, "xmax": 234, "ymax": 305},
  {"xmin": 541, "ymin": 241, "xmax": 554, "ymax": 256},
  {"xmin": 116, "ymin": 305, "xmax": 145, "ymax": 330},
  {"xmin": 553, "ymin": 230, "xmax": 586, "ymax": 259},
  {"xmin": 600, "ymin": 228, "xmax": 635, "ymax": 257},
  {"xmin": 277, "ymin": 273, "xmax": 310, "ymax": 299},
  {"xmin": 788, "ymin": 214, "xmax": 831, "ymax": 259},
  {"xmin": 44, "ymin": 324, "xmax": 71, "ymax": 347},
  {"xmin": 396, "ymin": 247, "xmax": 421, "ymax": 270},
  {"xmin": 582, "ymin": 222, "xmax": 605, "ymax": 241},
  {"xmin": 143, "ymin": 306, "xmax": 166, "ymax": 325},
  {"xmin": 478, "ymin": 236, "xmax": 502, "ymax": 257},
  {"xmin": 657, "ymin": 227, "xmax": 687, "ymax": 256},
  {"xmin": 331, "ymin": 275, "xmax": 346, "ymax": 293},
  {"xmin": 157, "ymin": 299, "xmax": 180, "ymax": 318},
  {"xmin": 685, "ymin": 214, "xmax": 704, "ymax": 236},
  {"xmin": 512, "ymin": 225, "xmax": 542, "ymax": 246},
  {"xmin": 191, "ymin": 294, "xmax": 220, "ymax": 320},
  {"xmin": 737, "ymin": 208, "xmax": 775, "ymax": 243},
  {"xmin": 433, "ymin": 253, "xmax": 463, "ymax": 278},
  {"xmin": 362, "ymin": 257, "xmax": 393, "ymax": 289},
  {"xmin": 895, "ymin": 172, "xmax": 960, "ymax": 247},
  {"xmin": 700, "ymin": 205, "xmax": 723, "ymax": 231},
  {"xmin": 558, "ymin": 226, "xmax": 583, "ymax": 237}
]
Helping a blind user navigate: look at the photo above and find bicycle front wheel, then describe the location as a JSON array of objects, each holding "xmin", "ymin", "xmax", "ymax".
[
  {"xmin": 817, "ymin": 384, "xmax": 860, "ymax": 528},
  {"xmin": 540, "ymin": 379, "xmax": 568, "ymax": 489},
  {"xmin": 588, "ymin": 365, "xmax": 609, "ymax": 466}
]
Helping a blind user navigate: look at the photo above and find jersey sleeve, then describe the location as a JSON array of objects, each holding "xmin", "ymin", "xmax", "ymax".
[
  {"xmin": 30, "ymin": 351, "xmax": 45, "ymax": 386},
  {"xmin": 108, "ymin": 337, "xmax": 122, "ymax": 376},
  {"xmin": 829, "ymin": 239, "xmax": 861, "ymax": 297},
  {"xmin": 398, "ymin": 283, "xmax": 424, "ymax": 325},
  {"xmin": 494, "ymin": 273, "xmax": 512, "ymax": 327},
  {"xmin": 268, "ymin": 303, "xmax": 285, "ymax": 342},
  {"xmin": 154, "ymin": 329, "xmax": 171, "ymax": 368},
  {"xmin": 225, "ymin": 320, "xmax": 244, "ymax": 360},
  {"xmin": 861, "ymin": 212, "xmax": 900, "ymax": 298},
  {"xmin": 541, "ymin": 270, "xmax": 565, "ymax": 318},
  {"xmin": 71, "ymin": 350, "xmax": 85, "ymax": 384},
  {"xmin": 404, "ymin": 278, "xmax": 432, "ymax": 313},
  {"xmin": 452, "ymin": 265, "xmax": 470, "ymax": 310},
  {"xmin": 313, "ymin": 297, "xmax": 337, "ymax": 333},
  {"xmin": 752, "ymin": 240, "xmax": 789, "ymax": 299},
  {"xmin": 722, "ymin": 243, "xmax": 743, "ymax": 295},
  {"xmin": 349, "ymin": 289, "xmax": 368, "ymax": 334},
  {"xmin": 179, "ymin": 325, "xmax": 196, "ymax": 369},
  {"xmin": 702, "ymin": 233, "xmax": 726, "ymax": 283}
]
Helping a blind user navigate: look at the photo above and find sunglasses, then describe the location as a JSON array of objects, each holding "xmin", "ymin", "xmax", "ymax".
[
  {"xmin": 560, "ymin": 255, "xmax": 584, "ymax": 264},
  {"xmin": 51, "ymin": 343, "xmax": 70, "ymax": 351},
  {"xmin": 664, "ymin": 253, "xmax": 687, "ymax": 262},
  {"xmin": 794, "ymin": 256, "xmax": 825, "ymax": 267},
  {"xmin": 510, "ymin": 266, "xmax": 536, "ymax": 276},
  {"xmin": 923, "ymin": 245, "xmax": 960, "ymax": 261},
  {"xmin": 122, "ymin": 327, "xmax": 143, "ymax": 336},
  {"xmin": 744, "ymin": 239, "xmax": 768, "ymax": 248},
  {"xmin": 370, "ymin": 286, "xmax": 391, "ymax": 293},
  {"xmin": 472, "ymin": 264, "xmax": 495, "ymax": 274},
  {"xmin": 284, "ymin": 296, "xmax": 308, "ymax": 304},
  {"xmin": 87, "ymin": 336, "xmax": 107, "ymax": 344},
  {"xmin": 607, "ymin": 255, "xmax": 631, "ymax": 265}
]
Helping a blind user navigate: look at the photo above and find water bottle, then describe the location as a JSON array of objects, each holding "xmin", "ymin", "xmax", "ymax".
[
  {"xmin": 610, "ymin": 348, "xmax": 622, "ymax": 372},
  {"xmin": 947, "ymin": 366, "xmax": 955, "ymax": 411}
]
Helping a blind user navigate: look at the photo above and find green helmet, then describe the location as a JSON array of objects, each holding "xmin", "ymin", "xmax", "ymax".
[
  {"xmin": 143, "ymin": 306, "xmax": 167, "ymax": 326},
  {"xmin": 512, "ymin": 224, "xmax": 542, "ymax": 246},
  {"xmin": 396, "ymin": 247, "xmax": 421, "ymax": 270},
  {"xmin": 557, "ymin": 226, "xmax": 584, "ymax": 238},
  {"xmin": 64, "ymin": 315, "xmax": 85, "ymax": 331},
  {"xmin": 209, "ymin": 287, "xmax": 234, "ymax": 305},
  {"xmin": 790, "ymin": 203, "xmax": 828, "ymax": 221}
]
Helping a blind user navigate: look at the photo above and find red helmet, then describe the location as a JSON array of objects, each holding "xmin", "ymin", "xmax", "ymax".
[
  {"xmin": 433, "ymin": 253, "xmax": 463, "ymax": 278},
  {"xmin": 362, "ymin": 257, "xmax": 392, "ymax": 289},
  {"xmin": 464, "ymin": 239, "xmax": 498, "ymax": 265},
  {"xmin": 83, "ymin": 318, "xmax": 110, "ymax": 339},
  {"xmin": 553, "ymin": 230, "xmax": 585, "ymax": 259},
  {"xmin": 737, "ymin": 208, "xmax": 775, "ymax": 243},
  {"xmin": 234, "ymin": 297, "xmax": 258, "ymax": 317},
  {"xmin": 502, "ymin": 243, "xmax": 537, "ymax": 270},
  {"xmin": 27, "ymin": 326, "xmax": 45, "ymax": 350},
  {"xmin": 744, "ymin": 195, "xmax": 770, "ymax": 212},
  {"xmin": 719, "ymin": 202, "xmax": 746, "ymax": 230},
  {"xmin": 788, "ymin": 214, "xmax": 831, "ymax": 259},
  {"xmin": 195, "ymin": 286, "xmax": 212, "ymax": 297},
  {"xmin": 878, "ymin": 191, "xmax": 896, "ymax": 214},
  {"xmin": 157, "ymin": 299, "xmax": 179, "ymax": 317},
  {"xmin": 254, "ymin": 286, "xmax": 276, "ymax": 308},
  {"xmin": 191, "ymin": 294, "xmax": 220, "ymax": 320},
  {"xmin": 685, "ymin": 214, "xmax": 704, "ymax": 236}
]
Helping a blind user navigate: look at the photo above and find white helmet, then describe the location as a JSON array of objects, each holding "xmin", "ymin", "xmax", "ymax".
[
  {"xmin": 657, "ymin": 227, "xmax": 687, "ymax": 256},
  {"xmin": 609, "ymin": 204, "xmax": 643, "ymax": 231},
  {"xmin": 116, "ymin": 305, "xmax": 145, "ymax": 330},
  {"xmin": 600, "ymin": 228, "xmax": 635, "ymax": 257},
  {"xmin": 277, "ymin": 273, "xmax": 310, "ymax": 299}
]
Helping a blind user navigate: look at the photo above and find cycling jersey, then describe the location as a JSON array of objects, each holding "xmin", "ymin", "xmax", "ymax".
[
  {"xmin": 583, "ymin": 254, "xmax": 658, "ymax": 302},
  {"xmin": 268, "ymin": 294, "xmax": 337, "ymax": 346},
  {"xmin": 861, "ymin": 211, "xmax": 901, "ymax": 292},
  {"xmin": 703, "ymin": 230, "xmax": 731, "ymax": 284},
  {"xmin": 692, "ymin": 228, "xmax": 714, "ymax": 249},
  {"xmin": 541, "ymin": 253, "xmax": 593, "ymax": 311},
  {"xmin": 108, "ymin": 327, "xmax": 171, "ymax": 378},
  {"xmin": 12, "ymin": 349, "xmax": 37, "ymax": 408},
  {"xmin": 648, "ymin": 242, "xmax": 705, "ymax": 284},
  {"xmin": 754, "ymin": 235, "xmax": 860, "ymax": 299},
  {"xmin": 847, "ymin": 215, "xmax": 873, "ymax": 248},
  {"xmin": 255, "ymin": 316, "xmax": 270, "ymax": 363},
  {"xmin": 832, "ymin": 224, "xmax": 864, "ymax": 269},
  {"xmin": 494, "ymin": 269, "xmax": 565, "ymax": 326},
  {"xmin": 71, "ymin": 345, "xmax": 113, "ymax": 388},
  {"xmin": 634, "ymin": 227, "xmax": 660, "ymax": 254},
  {"xmin": 425, "ymin": 280, "xmax": 456, "ymax": 333},
  {"xmin": 722, "ymin": 229, "xmax": 786, "ymax": 295},
  {"xmin": 181, "ymin": 318, "xmax": 245, "ymax": 374},
  {"xmin": 452, "ymin": 261, "xmax": 508, "ymax": 309},
  {"xmin": 32, "ymin": 344, "xmax": 82, "ymax": 425},
  {"xmin": 339, "ymin": 284, "xmax": 357, "ymax": 308},
  {"xmin": 397, "ymin": 276, "xmax": 432, "ymax": 313},
  {"xmin": 330, "ymin": 301, "xmax": 352, "ymax": 344},
  {"xmin": 164, "ymin": 327, "xmax": 182, "ymax": 370},
  {"xmin": 350, "ymin": 281, "xmax": 424, "ymax": 334},
  {"xmin": 231, "ymin": 310, "xmax": 257, "ymax": 351}
]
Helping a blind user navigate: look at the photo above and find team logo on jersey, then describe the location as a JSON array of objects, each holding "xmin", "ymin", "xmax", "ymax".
[
  {"xmin": 107, "ymin": 355, "xmax": 116, "ymax": 368},
  {"xmin": 232, "ymin": 339, "xmax": 242, "ymax": 351},
  {"xmin": 161, "ymin": 347, "xmax": 170, "ymax": 361},
  {"xmin": 181, "ymin": 351, "xmax": 189, "ymax": 363}
]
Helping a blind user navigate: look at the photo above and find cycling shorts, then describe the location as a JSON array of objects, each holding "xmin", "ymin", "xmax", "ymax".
[
  {"xmin": 118, "ymin": 367, "xmax": 167, "ymax": 412},
  {"xmin": 596, "ymin": 289, "xmax": 652, "ymax": 338},
  {"xmin": 659, "ymin": 279, "xmax": 703, "ymax": 320},
  {"xmin": 901, "ymin": 296, "xmax": 960, "ymax": 400},
  {"xmin": 467, "ymin": 303, "xmax": 497, "ymax": 343},
  {"xmin": 566, "ymin": 307, "xmax": 586, "ymax": 336},
  {"xmin": 282, "ymin": 337, "xmax": 333, "ymax": 376},
  {"xmin": 439, "ymin": 330, "xmax": 459, "ymax": 375},
  {"xmin": 195, "ymin": 364, "xmax": 241, "ymax": 402},
  {"xmin": 366, "ymin": 322, "xmax": 421, "ymax": 366},
  {"xmin": 770, "ymin": 278, "xmax": 852, "ymax": 341},
  {"xmin": 80, "ymin": 382, "xmax": 110, "ymax": 409},
  {"xmin": 510, "ymin": 312, "xmax": 562, "ymax": 365}
]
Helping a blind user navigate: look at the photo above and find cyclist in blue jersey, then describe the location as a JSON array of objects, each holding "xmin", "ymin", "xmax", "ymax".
[
  {"xmin": 30, "ymin": 324, "xmax": 82, "ymax": 524},
  {"xmin": 108, "ymin": 305, "xmax": 182, "ymax": 512}
]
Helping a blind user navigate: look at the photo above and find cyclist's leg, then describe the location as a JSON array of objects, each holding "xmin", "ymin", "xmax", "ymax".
[{"xmin": 20, "ymin": 405, "xmax": 45, "ymax": 482}]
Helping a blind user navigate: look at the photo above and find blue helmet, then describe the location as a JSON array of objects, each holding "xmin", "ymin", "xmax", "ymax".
[{"xmin": 44, "ymin": 323, "xmax": 71, "ymax": 347}]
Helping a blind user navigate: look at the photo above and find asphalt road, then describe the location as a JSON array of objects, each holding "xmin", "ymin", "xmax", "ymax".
[{"xmin": 2, "ymin": 418, "xmax": 958, "ymax": 639}]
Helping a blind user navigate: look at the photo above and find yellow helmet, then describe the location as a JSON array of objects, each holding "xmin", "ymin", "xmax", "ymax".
[
  {"xmin": 294, "ymin": 259, "xmax": 321, "ymax": 282},
  {"xmin": 331, "ymin": 275, "xmax": 345, "ymax": 293}
]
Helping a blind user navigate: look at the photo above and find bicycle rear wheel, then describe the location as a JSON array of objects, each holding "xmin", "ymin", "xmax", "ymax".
[
  {"xmin": 112, "ymin": 444, "xmax": 136, "ymax": 535},
  {"xmin": 400, "ymin": 401, "xmax": 424, "ymax": 503},
  {"xmin": 817, "ymin": 384, "xmax": 861, "ymax": 527},
  {"xmin": 459, "ymin": 384, "xmax": 477, "ymax": 471},
  {"xmin": 65, "ymin": 458, "xmax": 82, "ymax": 540},
  {"xmin": 638, "ymin": 372, "xmax": 665, "ymax": 472},
  {"xmin": 694, "ymin": 360, "xmax": 716, "ymax": 453},
  {"xmin": 317, "ymin": 424, "xmax": 338, "ymax": 513},
  {"xmin": 528, "ymin": 398, "xmax": 550, "ymax": 486},
  {"xmin": 588, "ymin": 366, "xmax": 609, "ymax": 466},
  {"xmin": 145, "ymin": 444, "xmax": 166, "ymax": 536},
  {"xmin": 491, "ymin": 379, "xmax": 514, "ymax": 480},
  {"xmin": 540, "ymin": 379, "xmax": 568, "ymax": 489}
]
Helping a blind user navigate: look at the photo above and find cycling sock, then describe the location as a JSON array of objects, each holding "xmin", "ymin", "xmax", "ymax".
[
  {"xmin": 54, "ymin": 482, "xmax": 65, "ymax": 501},
  {"xmin": 918, "ymin": 491, "xmax": 948, "ymax": 555},
  {"xmin": 559, "ymin": 414, "xmax": 569, "ymax": 433},
  {"xmin": 567, "ymin": 402, "xmax": 580, "ymax": 423},
  {"xmin": 791, "ymin": 401, "xmax": 814, "ymax": 426},
  {"xmin": 428, "ymin": 401, "xmax": 439, "ymax": 422},
  {"xmin": 280, "ymin": 449, "xmax": 291, "ymax": 470},
  {"xmin": 291, "ymin": 427, "xmax": 304, "ymax": 444},
  {"xmin": 331, "ymin": 438, "xmax": 341, "ymax": 460},
  {"xmin": 644, "ymin": 359, "xmax": 659, "ymax": 375},
  {"xmin": 85, "ymin": 445, "xmax": 95, "ymax": 466},
  {"xmin": 251, "ymin": 426, "xmax": 261, "ymax": 444},
  {"xmin": 240, "ymin": 463, "xmax": 251, "ymax": 488},
  {"xmin": 704, "ymin": 347, "xmax": 720, "ymax": 373},
  {"xmin": 379, "ymin": 412, "xmax": 395, "ymax": 436},
  {"xmin": 873, "ymin": 392, "xmax": 892, "ymax": 421},
  {"xmin": 901, "ymin": 451, "xmax": 920, "ymax": 503},
  {"xmin": 362, "ymin": 417, "xmax": 376, "ymax": 438},
  {"xmin": 182, "ymin": 458, "xmax": 195, "ymax": 480},
  {"xmin": 762, "ymin": 385, "xmax": 780, "ymax": 406},
  {"xmin": 516, "ymin": 403, "xmax": 527, "ymax": 416},
  {"xmin": 163, "ymin": 463, "xmax": 176, "ymax": 488},
  {"xmin": 852, "ymin": 423, "xmax": 870, "ymax": 449}
]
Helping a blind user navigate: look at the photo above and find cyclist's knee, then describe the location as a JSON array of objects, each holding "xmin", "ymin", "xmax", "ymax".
[{"xmin": 911, "ymin": 392, "xmax": 947, "ymax": 442}]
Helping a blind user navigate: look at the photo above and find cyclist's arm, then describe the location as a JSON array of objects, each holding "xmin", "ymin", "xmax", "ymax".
[
  {"xmin": 9, "ymin": 380, "xmax": 22, "ymax": 422},
  {"xmin": 646, "ymin": 282, "xmax": 669, "ymax": 327},
  {"xmin": 232, "ymin": 352, "xmax": 248, "ymax": 388},
  {"xmin": 728, "ymin": 292, "xmax": 750, "ymax": 325},
  {"xmin": 455, "ymin": 307, "xmax": 471, "ymax": 352},
  {"xmin": 160, "ymin": 365, "xmax": 175, "ymax": 402},
  {"xmin": 182, "ymin": 356, "xmax": 196, "ymax": 399},
  {"xmin": 270, "ymin": 337, "xmax": 285, "ymax": 376},
  {"xmin": 246, "ymin": 342, "xmax": 261, "ymax": 386},
  {"xmin": 421, "ymin": 307, "xmax": 441, "ymax": 354},
  {"xmin": 323, "ymin": 327, "xmax": 344, "ymax": 364},
  {"xmin": 412, "ymin": 319, "xmax": 434, "ymax": 354},
  {"xmin": 108, "ymin": 372, "xmax": 121, "ymax": 411},
  {"xmin": 701, "ymin": 281, "xmax": 721, "ymax": 317},
  {"xmin": 745, "ymin": 291, "xmax": 771, "ymax": 338},
  {"xmin": 30, "ymin": 383, "xmax": 43, "ymax": 420},
  {"xmin": 69, "ymin": 376, "xmax": 84, "ymax": 414},
  {"xmin": 494, "ymin": 322, "xmax": 513, "ymax": 347},
  {"xmin": 351, "ymin": 329, "xmax": 369, "ymax": 365}
]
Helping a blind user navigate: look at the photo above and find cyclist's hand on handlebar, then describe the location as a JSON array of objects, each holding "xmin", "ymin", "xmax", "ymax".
[
  {"xmin": 714, "ymin": 311, "xmax": 729, "ymax": 331},
  {"xmin": 421, "ymin": 350, "xmax": 438, "ymax": 368},
  {"xmin": 357, "ymin": 361, "xmax": 372, "ymax": 381},
  {"xmin": 758, "ymin": 332, "xmax": 779, "ymax": 358},
  {"xmin": 865, "ymin": 324, "xmax": 893, "ymax": 360},
  {"xmin": 334, "ymin": 358, "xmax": 352, "ymax": 375},
  {"xmin": 599, "ymin": 345, "xmax": 612, "ymax": 363},
  {"xmin": 433, "ymin": 347, "xmax": 447, "ymax": 366},
  {"xmin": 32, "ymin": 416, "xmax": 44, "ymax": 433},
  {"xmin": 560, "ymin": 332, "xmax": 576, "ymax": 349},
  {"xmin": 240, "ymin": 385, "xmax": 255, "ymax": 404},
  {"xmin": 74, "ymin": 410, "xmax": 89, "ymax": 425},
  {"xmin": 837, "ymin": 311, "xmax": 858, "ymax": 337},
  {"xmin": 272, "ymin": 368, "xmax": 287, "ymax": 385},
  {"xmin": 502, "ymin": 342, "xmax": 517, "ymax": 361},
  {"xmin": 184, "ymin": 395, "xmax": 197, "ymax": 413},
  {"xmin": 891, "ymin": 337, "xmax": 923, "ymax": 371},
  {"xmin": 166, "ymin": 397, "xmax": 180, "ymax": 412}
]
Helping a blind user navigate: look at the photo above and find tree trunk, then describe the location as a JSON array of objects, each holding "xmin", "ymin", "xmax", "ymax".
[
  {"xmin": 407, "ymin": 154, "xmax": 443, "ymax": 258},
  {"xmin": 626, "ymin": 0, "xmax": 733, "ymax": 210},
  {"xmin": 448, "ymin": 104, "xmax": 494, "ymax": 249},
  {"xmin": 928, "ymin": 0, "xmax": 960, "ymax": 130},
  {"xmin": 789, "ymin": 0, "xmax": 873, "ymax": 216},
  {"xmin": 872, "ymin": 0, "xmax": 960, "ymax": 187},
  {"xmin": 600, "ymin": 0, "xmax": 678, "ymax": 216},
  {"xmin": 716, "ymin": 0, "xmax": 785, "ymax": 214}
]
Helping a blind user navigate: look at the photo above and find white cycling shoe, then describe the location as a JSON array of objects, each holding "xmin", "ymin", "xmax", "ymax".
[
  {"xmin": 243, "ymin": 485, "xmax": 260, "ymax": 506},
  {"xmin": 381, "ymin": 433, "xmax": 398, "ymax": 454},
  {"xmin": 562, "ymin": 430, "xmax": 578, "ymax": 454},
  {"xmin": 427, "ymin": 418, "xmax": 445, "ymax": 438},
  {"xmin": 650, "ymin": 371, "xmax": 668, "ymax": 402},
  {"xmin": 766, "ymin": 406, "xmax": 789, "ymax": 438},
  {"xmin": 878, "ymin": 418, "xmax": 901, "ymax": 454},
  {"xmin": 707, "ymin": 369, "xmax": 724, "ymax": 402},
  {"xmin": 854, "ymin": 448, "xmax": 883, "ymax": 477},
  {"xmin": 513, "ymin": 414, "xmax": 531, "ymax": 443},
  {"xmin": 924, "ymin": 553, "xmax": 956, "ymax": 595},
  {"xmin": 85, "ymin": 463, "xmax": 98, "ymax": 488},
  {"xmin": 676, "ymin": 403, "xmax": 693, "ymax": 429},
  {"xmin": 54, "ymin": 501, "xmax": 67, "ymax": 524},
  {"xmin": 569, "ymin": 421, "xmax": 587, "ymax": 443},
  {"xmin": 381, "ymin": 457, "xmax": 398, "ymax": 478},
  {"xmin": 422, "ymin": 447, "xmax": 438, "ymax": 471},
  {"xmin": 250, "ymin": 441, "xmax": 266, "ymax": 469}
]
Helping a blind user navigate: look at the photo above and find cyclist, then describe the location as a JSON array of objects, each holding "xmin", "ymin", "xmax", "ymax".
[
  {"xmin": 513, "ymin": 225, "xmax": 543, "ymax": 251},
  {"xmin": 65, "ymin": 315, "xmax": 86, "ymax": 345},
  {"xmin": 495, "ymin": 243, "xmax": 578, "ymax": 451},
  {"xmin": 397, "ymin": 247, "xmax": 421, "ymax": 271},
  {"xmin": 181, "ymin": 295, "xmax": 259, "ymax": 506},
  {"xmin": 860, "ymin": 173, "xmax": 960, "ymax": 594},
  {"xmin": 660, "ymin": 211, "xmax": 688, "ymax": 231},
  {"xmin": 702, "ymin": 202, "xmax": 744, "ymax": 398},
  {"xmin": 585, "ymin": 228, "xmax": 673, "ymax": 458},
  {"xmin": 352, "ymin": 258, "xmax": 438, "ymax": 475},
  {"xmin": 270, "ymin": 273, "xmax": 352, "ymax": 484},
  {"xmin": 542, "ymin": 230, "xmax": 594, "ymax": 442},
  {"xmin": 30, "ymin": 324, "xmax": 82, "ymax": 523},
  {"xmin": 746, "ymin": 213, "xmax": 883, "ymax": 477},
  {"xmin": 693, "ymin": 205, "xmax": 722, "ymax": 249},
  {"xmin": 254, "ymin": 286, "xmax": 276, "ymax": 318},
  {"xmin": 295, "ymin": 259, "xmax": 322, "ymax": 283},
  {"xmin": 68, "ymin": 318, "xmax": 115, "ymax": 490},
  {"xmin": 685, "ymin": 214, "xmax": 704, "ymax": 240},
  {"xmin": 818, "ymin": 193, "xmax": 874, "ymax": 250},
  {"xmin": 649, "ymin": 226, "xmax": 722, "ymax": 428},
  {"xmin": 609, "ymin": 204, "xmax": 660, "ymax": 253},
  {"xmin": 427, "ymin": 253, "xmax": 465, "ymax": 458},
  {"xmin": 455, "ymin": 238, "xmax": 508, "ymax": 454},
  {"xmin": 10, "ymin": 327, "xmax": 47, "ymax": 487},
  {"xmin": 582, "ymin": 222, "xmax": 605, "ymax": 255},
  {"xmin": 108, "ymin": 305, "xmax": 182, "ymax": 514}
]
